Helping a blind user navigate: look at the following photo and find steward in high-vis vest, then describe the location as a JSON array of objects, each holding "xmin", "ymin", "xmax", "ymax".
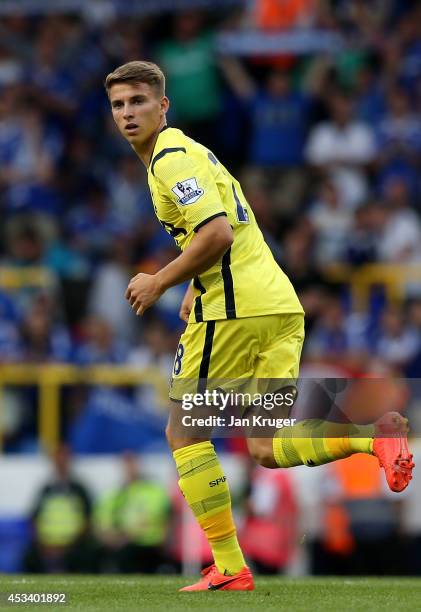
[
  {"xmin": 23, "ymin": 445, "xmax": 96, "ymax": 573},
  {"xmin": 94, "ymin": 452, "xmax": 171, "ymax": 573}
]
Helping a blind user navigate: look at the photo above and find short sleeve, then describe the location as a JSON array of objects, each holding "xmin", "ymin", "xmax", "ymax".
[{"xmin": 153, "ymin": 150, "xmax": 227, "ymax": 232}]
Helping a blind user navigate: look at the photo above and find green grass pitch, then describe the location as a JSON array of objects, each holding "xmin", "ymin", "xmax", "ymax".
[{"xmin": 1, "ymin": 576, "xmax": 421, "ymax": 611}]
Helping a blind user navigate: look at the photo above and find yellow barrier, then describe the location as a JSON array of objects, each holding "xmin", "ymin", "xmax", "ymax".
[
  {"xmin": 0, "ymin": 267, "xmax": 55, "ymax": 290},
  {"xmin": 0, "ymin": 365, "xmax": 169, "ymax": 453},
  {"xmin": 324, "ymin": 263, "xmax": 421, "ymax": 309}
]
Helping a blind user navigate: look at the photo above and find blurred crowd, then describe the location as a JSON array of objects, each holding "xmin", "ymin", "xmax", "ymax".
[{"xmin": 0, "ymin": 0, "xmax": 421, "ymax": 451}]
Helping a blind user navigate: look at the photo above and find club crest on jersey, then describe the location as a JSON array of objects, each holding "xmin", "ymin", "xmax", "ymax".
[{"xmin": 172, "ymin": 178, "xmax": 204, "ymax": 205}]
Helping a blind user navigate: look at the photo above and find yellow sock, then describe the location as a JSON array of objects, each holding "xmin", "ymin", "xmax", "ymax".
[
  {"xmin": 173, "ymin": 441, "xmax": 245, "ymax": 575},
  {"xmin": 273, "ymin": 420, "xmax": 374, "ymax": 468}
]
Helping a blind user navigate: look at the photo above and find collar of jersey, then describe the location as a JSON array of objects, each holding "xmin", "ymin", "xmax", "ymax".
[{"xmin": 148, "ymin": 124, "xmax": 170, "ymax": 171}]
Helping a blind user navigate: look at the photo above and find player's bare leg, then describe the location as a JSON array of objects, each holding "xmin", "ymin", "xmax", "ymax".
[
  {"xmin": 247, "ymin": 411, "xmax": 414, "ymax": 493},
  {"xmin": 246, "ymin": 437, "xmax": 278, "ymax": 468},
  {"xmin": 166, "ymin": 404, "xmax": 254, "ymax": 592}
]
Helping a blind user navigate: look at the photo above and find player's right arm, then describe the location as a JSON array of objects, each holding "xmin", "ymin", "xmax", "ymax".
[
  {"xmin": 155, "ymin": 214, "xmax": 233, "ymax": 286},
  {"xmin": 126, "ymin": 216, "xmax": 233, "ymax": 315}
]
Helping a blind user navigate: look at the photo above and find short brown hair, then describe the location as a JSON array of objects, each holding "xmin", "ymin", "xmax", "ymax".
[{"xmin": 104, "ymin": 61, "xmax": 165, "ymax": 97}]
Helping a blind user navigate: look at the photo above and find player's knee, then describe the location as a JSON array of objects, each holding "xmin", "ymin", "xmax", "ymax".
[
  {"xmin": 165, "ymin": 423, "xmax": 179, "ymax": 451},
  {"xmin": 165, "ymin": 424, "xmax": 205, "ymax": 453},
  {"xmin": 247, "ymin": 438, "xmax": 277, "ymax": 469}
]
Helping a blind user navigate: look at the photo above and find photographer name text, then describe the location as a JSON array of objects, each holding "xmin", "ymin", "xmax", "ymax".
[{"xmin": 182, "ymin": 415, "xmax": 296, "ymax": 428}]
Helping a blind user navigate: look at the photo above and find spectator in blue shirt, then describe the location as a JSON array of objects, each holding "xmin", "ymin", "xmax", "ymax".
[
  {"xmin": 221, "ymin": 59, "xmax": 313, "ymax": 215},
  {"xmin": 72, "ymin": 316, "xmax": 127, "ymax": 366},
  {"xmin": 377, "ymin": 86, "xmax": 421, "ymax": 169},
  {"xmin": 354, "ymin": 64, "xmax": 386, "ymax": 126},
  {"xmin": 0, "ymin": 289, "xmax": 22, "ymax": 362},
  {"xmin": 19, "ymin": 294, "xmax": 72, "ymax": 364},
  {"xmin": 248, "ymin": 70, "xmax": 311, "ymax": 167}
]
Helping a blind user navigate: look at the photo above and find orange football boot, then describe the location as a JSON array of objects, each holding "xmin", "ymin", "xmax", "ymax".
[
  {"xmin": 179, "ymin": 564, "xmax": 255, "ymax": 592},
  {"xmin": 373, "ymin": 411, "xmax": 415, "ymax": 493}
]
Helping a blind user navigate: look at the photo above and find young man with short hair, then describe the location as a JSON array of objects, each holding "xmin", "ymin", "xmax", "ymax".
[{"xmin": 106, "ymin": 61, "xmax": 414, "ymax": 591}]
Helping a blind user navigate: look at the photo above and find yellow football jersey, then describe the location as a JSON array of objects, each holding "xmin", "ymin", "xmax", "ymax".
[{"xmin": 147, "ymin": 127, "xmax": 304, "ymax": 323}]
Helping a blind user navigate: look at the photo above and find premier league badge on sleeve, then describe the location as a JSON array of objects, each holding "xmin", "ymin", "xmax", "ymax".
[{"xmin": 172, "ymin": 178, "xmax": 204, "ymax": 205}]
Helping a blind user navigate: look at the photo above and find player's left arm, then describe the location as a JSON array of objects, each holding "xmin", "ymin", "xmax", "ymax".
[{"xmin": 126, "ymin": 216, "xmax": 233, "ymax": 315}]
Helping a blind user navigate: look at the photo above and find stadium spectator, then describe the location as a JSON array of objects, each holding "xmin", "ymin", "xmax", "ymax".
[
  {"xmin": 404, "ymin": 298, "xmax": 421, "ymax": 377},
  {"xmin": 240, "ymin": 464, "xmax": 298, "ymax": 574},
  {"xmin": 0, "ymin": 41, "xmax": 22, "ymax": 88},
  {"xmin": 280, "ymin": 220, "xmax": 327, "ymax": 335},
  {"xmin": 222, "ymin": 60, "xmax": 312, "ymax": 215},
  {"xmin": 94, "ymin": 452, "xmax": 171, "ymax": 573},
  {"xmin": 58, "ymin": 133, "xmax": 102, "ymax": 209},
  {"xmin": 72, "ymin": 316, "xmax": 127, "ymax": 366},
  {"xmin": 2, "ymin": 217, "xmax": 46, "ymax": 268},
  {"xmin": 375, "ymin": 306, "xmax": 419, "ymax": 372},
  {"xmin": 127, "ymin": 317, "xmax": 174, "ymax": 377},
  {"xmin": 23, "ymin": 444, "xmax": 97, "ymax": 573},
  {"xmin": 305, "ymin": 90, "xmax": 376, "ymax": 210},
  {"xmin": 308, "ymin": 179, "xmax": 352, "ymax": 265},
  {"xmin": 305, "ymin": 294, "xmax": 369, "ymax": 367},
  {"xmin": 127, "ymin": 317, "xmax": 175, "ymax": 417},
  {"xmin": 376, "ymin": 86, "xmax": 421, "ymax": 176},
  {"xmin": 345, "ymin": 202, "xmax": 380, "ymax": 266},
  {"xmin": 241, "ymin": 183, "xmax": 283, "ymax": 263},
  {"xmin": 374, "ymin": 180, "xmax": 421, "ymax": 264},
  {"xmin": 107, "ymin": 155, "xmax": 155, "ymax": 231},
  {"xmin": 23, "ymin": 20, "xmax": 77, "ymax": 121},
  {"xmin": 354, "ymin": 63, "xmax": 386, "ymax": 126},
  {"xmin": 397, "ymin": 6, "xmax": 421, "ymax": 92},
  {"xmin": 0, "ymin": 288, "xmax": 22, "ymax": 362},
  {"xmin": 19, "ymin": 293, "xmax": 72, "ymax": 363},
  {"xmin": 0, "ymin": 215, "xmax": 67, "ymax": 323},
  {"xmin": 87, "ymin": 234, "xmax": 138, "ymax": 344},
  {"xmin": 64, "ymin": 182, "xmax": 126, "ymax": 265},
  {"xmin": 334, "ymin": 0, "xmax": 390, "ymax": 41},
  {"xmin": 101, "ymin": 20, "xmax": 145, "ymax": 70},
  {"xmin": 315, "ymin": 455, "xmax": 403, "ymax": 576},
  {"xmin": 156, "ymin": 11, "xmax": 222, "ymax": 150},
  {"xmin": 0, "ymin": 89, "xmax": 61, "ymax": 217}
]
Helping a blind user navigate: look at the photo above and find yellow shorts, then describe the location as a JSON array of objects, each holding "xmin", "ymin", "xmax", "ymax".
[{"xmin": 169, "ymin": 313, "xmax": 305, "ymax": 401}]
